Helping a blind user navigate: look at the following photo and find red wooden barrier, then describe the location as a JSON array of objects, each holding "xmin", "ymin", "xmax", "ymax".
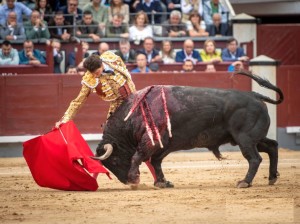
[
  {"xmin": 257, "ymin": 24, "xmax": 300, "ymax": 65},
  {"xmin": 0, "ymin": 72, "xmax": 251, "ymax": 135},
  {"xmin": 277, "ymin": 65, "xmax": 300, "ymax": 127}
]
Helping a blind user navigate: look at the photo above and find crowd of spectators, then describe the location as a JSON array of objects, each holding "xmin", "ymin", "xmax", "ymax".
[{"xmin": 0, "ymin": 0, "xmax": 248, "ymax": 73}]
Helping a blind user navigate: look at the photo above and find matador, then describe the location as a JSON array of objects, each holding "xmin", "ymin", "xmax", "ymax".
[{"xmin": 56, "ymin": 51, "xmax": 136, "ymax": 127}]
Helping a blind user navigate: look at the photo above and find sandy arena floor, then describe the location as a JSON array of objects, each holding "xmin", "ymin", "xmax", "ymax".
[{"xmin": 0, "ymin": 149, "xmax": 299, "ymax": 224}]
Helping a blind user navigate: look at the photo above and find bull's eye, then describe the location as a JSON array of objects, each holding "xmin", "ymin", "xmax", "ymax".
[{"xmin": 112, "ymin": 157, "xmax": 118, "ymax": 166}]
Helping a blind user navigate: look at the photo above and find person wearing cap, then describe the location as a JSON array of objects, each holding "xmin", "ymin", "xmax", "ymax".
[{"xmin": 55, "ymin": 51, "xmax": 136, "ymax": 128}]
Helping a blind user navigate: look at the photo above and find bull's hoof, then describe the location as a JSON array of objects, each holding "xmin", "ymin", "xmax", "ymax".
[
  {"xmin": 236, "ymin": 180, "xmax": 251, "ymax": 188},
  {"xmin": 128, "ymin": 175, "xmax": 140, "ymax": 185},
  {"xmin": 154, "ymin": 180, "xmax": 174, "ymax": 188},
  {"xmin": 128, "ymin": 170, "xmax": 140, "ymax": 185},
  {"xmin": 268, "ymin": 178, "xmax": 278, "ymax": 185},
  {"xmin": 269, "ymin": 171, "xmax": 280, "ymax": 185}
]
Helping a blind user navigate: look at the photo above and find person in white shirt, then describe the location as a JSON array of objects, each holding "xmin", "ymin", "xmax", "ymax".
[
  {"xmin": 159, "ymin": 40, "xmax": 176, "ymax": 64},
  {"xmin": 129, "ymin": 11, "xmax": 153, "ymax": 45}
]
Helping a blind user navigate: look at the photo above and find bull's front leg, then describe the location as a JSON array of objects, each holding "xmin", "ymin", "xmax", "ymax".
[
  {"xmin": 150, "ymin": 158, "xmax": 174, "ymax": 188},
  {"xmin": 128, "ymin": 151, "xmax": 145, "ymax": 185}
]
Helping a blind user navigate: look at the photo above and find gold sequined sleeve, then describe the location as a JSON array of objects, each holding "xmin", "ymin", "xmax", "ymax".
[{"xmin": 60, "ymin": 84, "xmax": 91, "ymax": 123}]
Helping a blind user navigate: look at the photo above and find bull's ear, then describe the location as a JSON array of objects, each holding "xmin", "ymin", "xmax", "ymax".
[{"xmin": 91, "ymin": 144, "xmax": 113, "ymax": 160}]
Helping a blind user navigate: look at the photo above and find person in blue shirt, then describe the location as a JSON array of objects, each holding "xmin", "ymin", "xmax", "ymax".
[
  {"xmin": 221, "ymin": 37, "xmax": 249, "ymax": 62},
  {"xmin": 227, "ymin": 60, "xmax": 244, "ymax": 72},
  {"xmin": 0, "ymin": 40, "xmax": 19, "ymax": 65},
  {"xmin": 175, "ymin": 39, "xmax": 202, "ymax": 64},
  {"xmin": 131, "ymin": 53, "xmax": 150, "ymax": 73},
  {"xmin": 0, "ymin": 0, "xmax": 32, "ymax": 25},
  {"xmin": 18, "ymin": 40, "xmax": 46, "ymax": 65}
]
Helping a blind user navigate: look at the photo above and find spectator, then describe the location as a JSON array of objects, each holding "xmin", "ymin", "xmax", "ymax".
[
  {"xmin": 206, "ymin": 13, "xmax": 230, "ymax": 36},
  {"xmin": 175, "ymin": 39, "xmax": 202, "ymax": 64},
  {"xmin": 76, "ymin": 10, "xmax": 103, "ymax": 42},
  {"xmin": 181, "ymin": 0, "xmax": 203, "ymax": 23},
  {"xmin": 163, "ymin": 0, "xmax": 181, "ymax": 13},
  {"xmin": 134, "ymin": 0, "xmax": 163, "ymax": 24},
  {"xmin": 205, "ymin": 63, "xmax": 216, "ymax": 72},
  {"xmin": 228, "ymin": 60, "xmax": 244, "ymax": 72},
  {"xmin": 66, "ymin": 65, "xmax": 78, "ymax": 74},
  {"xmin": 115, "ymin": 38, "xmax": 136, "ymax": 63},
  {"xmin": 49, "ymin": 39, "xmax": 64, "ymax": 73},
  {"xmin": 131, "ymin": 53, "xmax": 150, "ymax": 73},
  {"xmin": 129, "ymin": 11, "xmax": 153, "ymax": 44},
  {"xmin": 123, "ymin": 0, "xmax": 138, "ymax": 13},
  {"xmin": 18, "ymin": 40, "xmax": 46, "ymax": 65},
  {"xmin": 221, "ymin": 38, "xmax": 249, "ymax": 62},
  {"xmin": 108, "ymin": 0, "xmax": 129, "ymax": 24},
  {"xmin": 159, "ymin": 40, "xmax": 175, "ymax": 64},
  {"xmin": 149, "ymin": 62, "xmax": 159, "ymax": 72},
  {"xmin": 0, "ymin": 11, "xmax": 26, "ymax": 42},
  {"xmin": 128, "ymin": 0, "xmax": 140, "ymax": 12},
  {"xmin": 200, "ymin": 39, "xmax": 222, "ymax": 63},
  {"xmin": 19, "ymin": 0, "xmax": 36, "ymax": 10},
  {"xmin": 186, "ymin": 12, "xmax": 208, "ymax": 37},
  {"xmin": 0, "ymin": 40, "xmax": 19, "ymax": 65},
  {"xmin": 68, "ymin": 41, "xmax": 89, "ymax": 67},
  {"xmin": 92, "ymin": 42, "xmax": 110, "ymax": 56},
  {"xmin": 161, "ymin": 10, "xmax": 187, "ymax": 37},
  {"xmin": 23, "ymin": 10, "xmax": 50, "ymax": 41},
  {"xmin": 106, "ymin": 13, "xmax": 129, "ymax": 38},
  {"xmin": 181, "ymin": 59, "xmax": 195, "ymax": 72},
  {"xmin": 34, "ymin": 0, "xmax": 53, "ymax": 23},
  {"xmin": 83, "ymin": 0, "xmax": 108, "ymax": 33},
  {"xmin": 137, "ymin": 36, "xmax": 161, "ymax": 63},
  {"xmin": 48, "ymin": 11, "xmax": 74, "ymax": 42},
  {"xmin": 0, "ymin": 0, "xmax": 32, "ymax": 25},
  {"xmin": 48, "ymin": 0, "xmax": 65, "ymax": 12},
  {"xmin": 60, "ymin": 0, "xmax": 83, "ymax": 25},
  {"xmin": 203, "ymin": 0, "xmax": 228, "ymax": 25}
]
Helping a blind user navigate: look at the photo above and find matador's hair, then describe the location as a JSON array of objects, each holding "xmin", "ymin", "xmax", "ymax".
[{"xmin": 83, "ymin": 54, "xmax": 102, "ymax": 72}]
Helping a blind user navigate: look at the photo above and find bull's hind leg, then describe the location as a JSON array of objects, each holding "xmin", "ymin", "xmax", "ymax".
[
  {"xmin": 234, "ymin": 134, "xmax": 262, "ymax": 188},
  {"xmin": 257, "ymin": 138, "xmax": 279, "ymax": 185}
]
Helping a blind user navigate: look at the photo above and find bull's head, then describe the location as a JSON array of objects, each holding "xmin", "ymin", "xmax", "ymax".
[{"xmin": 93, "ymin": 140, "xmax": 133, "ymax": 184}]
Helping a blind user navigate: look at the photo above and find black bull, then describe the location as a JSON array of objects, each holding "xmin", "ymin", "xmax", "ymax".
[{"xmin": 93, "ymin": 71, "xmax": 284, "ymax": 188}]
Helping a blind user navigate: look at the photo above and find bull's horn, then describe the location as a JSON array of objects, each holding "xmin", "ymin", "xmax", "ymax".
[{"xmin": 91, "ymin": 144, "xmax": 113, "ymax": 161}]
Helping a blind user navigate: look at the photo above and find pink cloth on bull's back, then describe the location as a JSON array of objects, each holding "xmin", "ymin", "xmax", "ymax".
[{"xmin": 23, "ymin": 121, "xmax": 110, "ymax": 191}]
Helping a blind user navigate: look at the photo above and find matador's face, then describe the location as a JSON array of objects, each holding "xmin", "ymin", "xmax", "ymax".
[{"xmin": 92, "ymin": 66, "xmax": 104, "ymax": 78}]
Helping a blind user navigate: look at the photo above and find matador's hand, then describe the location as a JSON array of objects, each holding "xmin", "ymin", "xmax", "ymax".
[{"xmin": 55, "ymin": 121, "xmax": 64, "ymax": 129}]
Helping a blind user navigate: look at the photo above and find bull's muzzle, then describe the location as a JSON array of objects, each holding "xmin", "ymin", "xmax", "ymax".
[{"xmin": 91, "ymin": 144, "xmax": 113, "ymax": 160}]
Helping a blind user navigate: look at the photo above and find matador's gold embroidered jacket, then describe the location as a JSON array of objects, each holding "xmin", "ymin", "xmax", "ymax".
[{"xmin": 60, "ymin": 51, "xmax": 136, "ymax": 122}]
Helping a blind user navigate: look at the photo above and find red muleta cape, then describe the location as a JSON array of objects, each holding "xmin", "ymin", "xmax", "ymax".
[{"xmin": 23, "ymin": 121, "xmax": 110, "ymax": 191}]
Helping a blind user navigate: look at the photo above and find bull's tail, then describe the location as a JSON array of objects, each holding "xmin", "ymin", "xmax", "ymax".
[{"xmin": 234, "ymin": 70, "xmax": 284, "ymax": 104}]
